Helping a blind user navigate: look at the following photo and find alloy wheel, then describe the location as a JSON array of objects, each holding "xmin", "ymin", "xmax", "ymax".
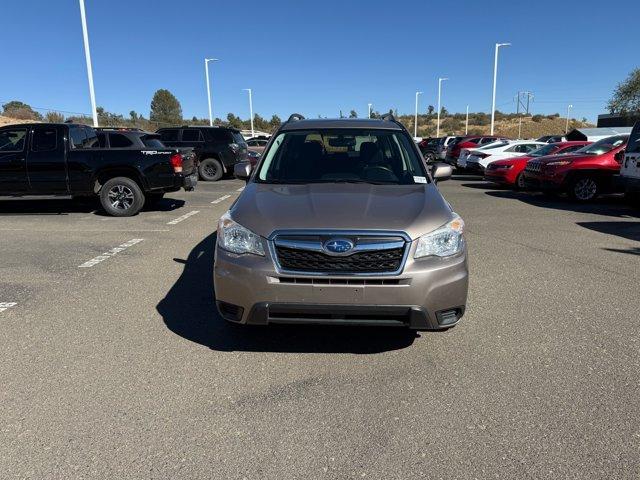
[
  {"xmin": 108, "ymin": 185, "xmax": 135, "ymax": 210},
  {"xmin": 573, "ymin": 178, "xmax": 597, "ymax": 201}
]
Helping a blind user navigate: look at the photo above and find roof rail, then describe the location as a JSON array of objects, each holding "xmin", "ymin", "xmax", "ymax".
[{"xmin": 286, "ymin": 113, "xmax": 305, "ymax": 123}]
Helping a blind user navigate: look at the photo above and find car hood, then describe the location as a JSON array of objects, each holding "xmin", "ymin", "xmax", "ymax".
[
  {"xmin": 231, "ymin": 182, "xmax": 454, "ymax": 240},
  {"xmin": 493, "ymin": 156, "xmax": 531, "ymax": 166}
]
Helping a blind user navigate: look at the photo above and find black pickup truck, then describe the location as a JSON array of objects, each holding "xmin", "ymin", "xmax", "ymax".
[{"xmin": 0, "ymin": 123, "xmax": 197, "ymax": 216}]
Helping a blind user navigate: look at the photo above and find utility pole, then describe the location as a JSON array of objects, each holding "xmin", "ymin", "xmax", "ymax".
[
  {"xmin": 515, "ymin": 91, "xmax": 533, "ymax": 139},
  {"xmin": 78, "ymin": 0, "xmax": 98, "ymax": 127},
  {"xmin": 368, "ymin": 103, "xmax": 372, "ymax": 119}
]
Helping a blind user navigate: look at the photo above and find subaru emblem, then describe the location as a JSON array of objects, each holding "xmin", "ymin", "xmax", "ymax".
[{"xmin": 323, "ymin": 238, "xmax": 354, "ymax": 254}]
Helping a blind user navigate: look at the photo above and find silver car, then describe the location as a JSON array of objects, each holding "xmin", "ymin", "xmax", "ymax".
[{"xmin": 214, "ymin": 114, "xmax": 468, "ymax": 330}]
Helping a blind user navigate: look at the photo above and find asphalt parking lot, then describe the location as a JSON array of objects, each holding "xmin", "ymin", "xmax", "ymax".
[{"xmin": 1, "ymin": 177, "xmax": 639, "ymax": 479}]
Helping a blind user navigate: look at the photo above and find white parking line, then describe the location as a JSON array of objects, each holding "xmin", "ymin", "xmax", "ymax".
[
  {"xmin": 236, "ymin": 186, "xmax": 245, "ymax": 192},
  {"xmin": 211, "ymin": 195, "xmax": 231, "ymax": 204},
  {"xmin": 0, "ymin": 302, "xmax": 17, "ymax": 313},
  {"xmin": 167, "ymin": 210, "xmax": 200, "ymax": 225},
  {"xmin": 78, "ymin": 238, "xmax": 144, "ymax": 268}
]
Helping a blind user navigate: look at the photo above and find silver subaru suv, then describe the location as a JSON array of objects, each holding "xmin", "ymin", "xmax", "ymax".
[{"xmin": 214, "ymin": 114, "xmax": 468, "ymax": 330}]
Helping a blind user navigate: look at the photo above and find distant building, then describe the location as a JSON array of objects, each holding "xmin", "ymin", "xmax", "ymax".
[
  {"xmin": 566, "ymin": 126, "xmax": 632, "ymax": 142},
  {"xmin": 597, "ymin": 113, "xmax": 640, "ymax": 128}
]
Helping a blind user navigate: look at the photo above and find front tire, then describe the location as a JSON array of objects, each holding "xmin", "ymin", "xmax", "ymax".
[
  {"xmin": 100, "ymin": 177, "xmax": 145, "ymax": 217},
  {"xmin": 568, "ymin": 175, "xmax": 599, "ymax": 202},
  {"xmin": 515, "ymin": 173, "xmax": 526, "ymax": 190},
  {"xmin": 198, "ymin": 158, "xmax": 223, "ymax": 182}
]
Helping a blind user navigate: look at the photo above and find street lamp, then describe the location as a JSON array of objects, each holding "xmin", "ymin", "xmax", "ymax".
[
  {"xmin": 436, "ymin": 77, "xmax": 449, "ymax": 138},
  {"xmin": 78, "ymin": 0, "xmax": 98, "ymax": 127},
  {"xmin": 465, "ymin": 105, "xmax": 469, "ymax": 135},
  {"xmin": 368, "ymin": 103, "xmax": 372, "ymax": 119},
  {"xmin": 243, "ymin": 88, "xmax": 254, "ymax": 138},
  {"xmin": 565, "ymin": 104, "xmax": 573, "ymax": 133},
  {"xmin": 414, "ymin": 91, "xmax": 423, "ymax": 138},
  {"xmin": 490, "ymin": 42, "xmax": 511, "ymax": 135},
  {"xmin": 204, "ymin": 58, "xmax": 218, "ymax": 126}
]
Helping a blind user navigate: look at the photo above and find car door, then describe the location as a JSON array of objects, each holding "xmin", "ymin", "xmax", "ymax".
[
  {"xmin": 0, "ymin": 127, "xmax": 29, "ymax": 193},
  {"xmin": 26, "ymin": 125, "xmax": 69, "ymax": 193}
]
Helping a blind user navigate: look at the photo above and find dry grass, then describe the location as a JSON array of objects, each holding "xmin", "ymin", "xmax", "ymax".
[{"xmin": 0, "ymin": 115, "xmax": 40, "ymax": 127}]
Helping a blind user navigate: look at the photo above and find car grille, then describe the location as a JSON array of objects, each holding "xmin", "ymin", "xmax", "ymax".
[
  {"xmin": 275, "ymin": 246, "xmax": 404, "ymax": 273},
  {"xmin": 272, "ymin": 233, "xmax": 408, "ymax": 275},
  {"xmin": 525, "ymin": 161, "xmax": 542, "ymax": 173}
]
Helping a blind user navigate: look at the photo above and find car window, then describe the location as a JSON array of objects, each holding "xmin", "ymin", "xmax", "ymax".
[
  {"xmin": 69, "ymin": 126, "xmax": 87, "ymax": 149},
  {"xmin": 84, "ymin": 128, "xmax": 99, "ymax": 148},
  {"xmin": 232, "ymin": 132, "xmax": 246, "ymax": 145},
  {"xmin": 479, "ymin": 137, "xmax": 495, "ymax": 144},
  {"xmin": 97, "ymin": 132, "xmax": 107, "ymax": 148},
  {"xmin": 559, "ymin": 145, "xmax": 584, "ymax": 154},
  {"xmin": 142, "ymin": 135, "xmax": 165, "ymax": 149},
  {"xmin": 0, "ymin": 129, "xmax": 27, "ymax": 152},
  {"xmin": 182, "ymin": 129, "xmax": 203, "ymax": 142},
  {"xmin": 32, "ymin": 127, "xmax": 57, "ymax": 152},
  {"xmin": 257, "ymin": 129, "xmax": 427, "ymax": 185},
  {"xmin": 628, "ymin": 125, "xmax": 640, "ymax": 154},
  {"xmin": 209, "ymin": 129, "xmax": 231, "ymax": 142},
  {"xmin": 159, "ymin": 129, "xmax": 179, "ymax": 142},
  {"xmin": 530, "ymin": 144, "xmax": 557, "ymax": 157},
  {"xmin": 468, "ymin": 138, "xmax": 481, "ymax": 144},
  {"xmin": 108, "ymin": 133, "xmax": 134, "ymax": 148},
  {"xmin": 575, "ymin": 135, "xmax": 628, "ymax": 155},
  {"xmin": 247, "ymin": 139, "xmax": 257, "ymax": 146}
]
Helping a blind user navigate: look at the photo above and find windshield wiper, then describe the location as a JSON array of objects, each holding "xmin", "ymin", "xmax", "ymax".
[{"xmin": 317, "ymin": 179, "xmax": 395, "ymax": 185}]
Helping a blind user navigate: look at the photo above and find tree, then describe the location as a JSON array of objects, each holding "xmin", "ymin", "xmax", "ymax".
[
  {"xmin": 349, "ymin": 110, "xmax": 358, "ymax": 118},
  {"xmin": 427, "ymin": 105, "xmax": 435, "ymax": 116},
  {"xmin": 608, "ymin": 68, "xmax": 640, "ymax": 113},
  {"xmin": 440, "ymin": 106, "xmax": 448, "ymax": 116},
  {"xmin": 269, "ymin": 115, "xmax": 281, "ymax": 130},
  {"xmin": 130, "ymin": 110, "xmax": 138, "ymax": 121},
  {"xmin": 226, "ymin": 113, "xmax": 243, "ymax": 129},
  {"xmin": 2, "ymin": 100, "xmax": 42, "ymax": 120},
  {"xmin": 45, "ymin": 111, "xmax": 65, "ymax": 123},
  {"xmin": 150, "ymin": 89, "xmax": 182, "ymax": 125}
]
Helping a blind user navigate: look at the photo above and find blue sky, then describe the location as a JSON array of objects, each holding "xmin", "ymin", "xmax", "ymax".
[{"xmin": 2, "ymin": 0, "xmax": 639, "ymax": 123}]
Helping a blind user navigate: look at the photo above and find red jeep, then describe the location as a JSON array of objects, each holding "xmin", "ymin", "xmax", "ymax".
[{"xmin": 522, "ymin": 135, "xmax": 628, "ymax": 201}]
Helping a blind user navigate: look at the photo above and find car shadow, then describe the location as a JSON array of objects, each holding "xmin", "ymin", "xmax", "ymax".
[
  {"xmin": 0, "ymin": 197, "xmax": 185, "ymax": 216},
  {"xmin": 479, "ymin": 188, "xmax": 639, "ymax": 218},
  {"xmin": 577, "ymin": 221, "xmax": 640, "ymax": 256},
  {"xmin": 157, "ymin": 232, "xmax": 419, "ymax": 354}
]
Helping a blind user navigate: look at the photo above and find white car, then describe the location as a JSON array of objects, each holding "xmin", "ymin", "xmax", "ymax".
[
  {"xmin": 465, "ymin": 140, "xmax": 546, "ymax": 172},
  {"xmin": 457, "ymin": 139, "xmax": 509, "ymax": 168}
]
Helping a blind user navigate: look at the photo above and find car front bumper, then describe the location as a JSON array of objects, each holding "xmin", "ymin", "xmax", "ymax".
[{"xmin": 214, "ymin": 244, "xmax": 469, "ymax": 330}]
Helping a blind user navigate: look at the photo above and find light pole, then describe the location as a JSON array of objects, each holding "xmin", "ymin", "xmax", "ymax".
[
  {"xmin": 78, "ymin": 0, "xmax": 98, "ymax": 127},
  {"xmin": 414, "ymin": 91, "xmax": 422, "ymax": 138},
  {"xmin": 204, "ymin": 58, "xmax": 218, "ymax": 126},
  {"xmin": 436, "ymin": 77, "xmax": 449, "ymax": 137},
  {"xmin": 243, "ymin": 88, "xmax": 254, "ymax": 138},
  {"xmin": 490, "ymin": 42, "xmax": 511, "ymax": 135},
  {"xmin": 465, "ymin": 105, "xmax": 469, "ymax": 135},
  {"xmin": 368, "ymin": 103, "xmax": 372, "ymax": 119},
  {"xmin": 565, "ymin": 104, "xmax": 573, "ymax": 133}
]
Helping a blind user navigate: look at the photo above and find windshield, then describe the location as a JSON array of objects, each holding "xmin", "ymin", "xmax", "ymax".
[
  {"xmin": 256, "ymin": 129, "xmax": 428, "ymax": 185},
  {"xmin": 574, "ymin": 135, "xmax": 627, "ymax": 155},
  {"xmin": 142, "ymin": 135, "xmax": 165, "ymax": 149},
  {"xmin": 478, "ymin": 140, "xmax": 509, "ymax": 150},
  {"xmin": 530, "ymin": 144, "xmax": 558, "ymax": 157}
]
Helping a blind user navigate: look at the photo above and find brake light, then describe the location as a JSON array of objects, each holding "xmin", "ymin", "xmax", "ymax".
[{"xmin": 170, "ymin": 153, "xmax": 183, "ymax": 173}]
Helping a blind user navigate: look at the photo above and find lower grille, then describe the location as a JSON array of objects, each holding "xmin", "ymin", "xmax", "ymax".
[{"xmin": 276, "ymin": 246, "xmax": 404, "ymax": 273}]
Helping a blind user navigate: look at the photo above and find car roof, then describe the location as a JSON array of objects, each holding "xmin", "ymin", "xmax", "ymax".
[{"xmin": 279, "ymin": 118, "xmax": 403, "ymax": 132}]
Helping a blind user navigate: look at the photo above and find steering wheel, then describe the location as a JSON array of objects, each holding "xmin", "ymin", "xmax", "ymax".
[{"xmin": 364, "ymin": 165, "xmax": 395, "ymax": 177}]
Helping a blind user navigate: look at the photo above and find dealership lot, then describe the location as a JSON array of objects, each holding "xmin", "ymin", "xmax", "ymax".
[{"xmin": 1, "ymin": 178, "xmax": 639, "ymax": 478}]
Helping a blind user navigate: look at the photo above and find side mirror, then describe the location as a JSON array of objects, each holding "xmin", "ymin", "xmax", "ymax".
[
  {"xmin": 432, "ymin": 162, "xmax": 453, "ymax": 182},
  {"xmin": 234, "ymin": 161, "xmax": 252, "ymax": 181},
  {"xmin": 615, "ymin": 149, "xmax": 625, "ymax": 161}
]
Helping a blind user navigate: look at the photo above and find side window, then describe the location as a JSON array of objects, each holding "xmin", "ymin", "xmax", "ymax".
[
  {"xmin": 479, "ymin": 137, "xmax": 493, "ymax": 145},
  {"xmin": 505, "ymin": 145, "xmax": 519, "ymax": 152},
  {"xmin": 108, "ymin": 133, "xmax": 134, "ymax": 148},
  {"xmin": 247, "ymin": 139, "xmax": 257, "ymax": 146},
  {"xmin": 0, "ymin": 129, "xmax": 27, "ymax": 152},
  {"xmin": 628, "ymin": 126, "xmax": 640, "ymax": 154},
  {"xmin": 159, "ymin": 129, "xmax": 179, "ymax": 142},
  {"xmin": 32, "ymin": 128, "xmax": 58, "ymax": 152},
  {"xmin": 468, "ymin": 138, "xmax": 480, "ymax": 144},
  {"xmin": 84, "ymin": 128, "xmax": 99, "ymax": 148},
  {"xmin": 69, "ymin": 126, "xmax": 87, "ymax": 149},
  {"xmin": 181, "ymin": 129, "xmax": 203, "ymax": 142},
  {"xmin": 209, "ymin": 129, "xmax": 230, "ymax": 142}
]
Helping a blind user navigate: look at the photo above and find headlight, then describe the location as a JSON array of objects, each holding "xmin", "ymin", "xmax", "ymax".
[
  {"xmin": 217, "ymin": 211, "xmax": 265, "ymax": 256},
  {"xmin": 415, "ymin": 214, "xmax": 465, "ymax": 258},
  {"xmin": 546, "ymin": 160, "xmax": 572, "ymax": 166}
]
